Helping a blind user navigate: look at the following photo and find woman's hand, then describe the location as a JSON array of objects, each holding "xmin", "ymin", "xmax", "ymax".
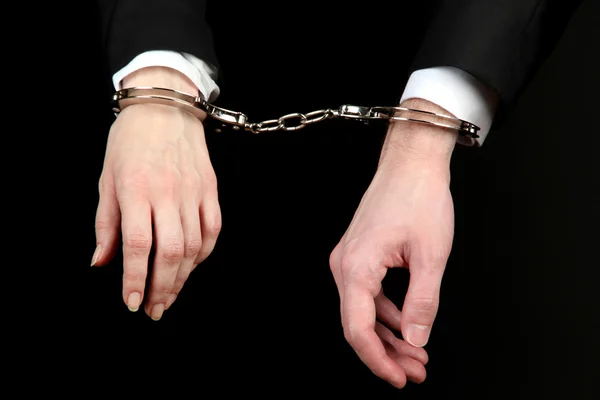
[{"xmin": 91, "ymin": 68, "xmax": 221, "ymax": 321}]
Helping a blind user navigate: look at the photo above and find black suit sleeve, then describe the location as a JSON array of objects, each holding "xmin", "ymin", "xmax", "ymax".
[
  {"xmin": 97, "ymin": 0, "xmax": 218, "ymax": 77},
  {"xmin": 411, "ymin": 0, "xmax": 582, "ymax": 109}
]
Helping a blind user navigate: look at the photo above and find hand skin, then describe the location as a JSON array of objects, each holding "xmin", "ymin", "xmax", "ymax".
[
  {"xmin": 91, "ymin": 67, "xmax": 222, "ymax": 321},
  {"xmin": 329, "ymin": 98, "xmax": 458, "ymax": 389}
]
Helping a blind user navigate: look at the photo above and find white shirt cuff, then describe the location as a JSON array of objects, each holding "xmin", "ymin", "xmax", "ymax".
[
  {"xmin": 400, "ymin": 66, "xmax": 498, "ymax": 146},
  {"xmin": 112, "ymin": 50, "xmax": 220, "ymax": 102}
]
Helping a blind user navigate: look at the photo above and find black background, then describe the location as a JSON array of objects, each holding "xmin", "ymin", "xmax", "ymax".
[{"xmin": 31, "ymin": 0, "xmax": 599, "ymax": 397}]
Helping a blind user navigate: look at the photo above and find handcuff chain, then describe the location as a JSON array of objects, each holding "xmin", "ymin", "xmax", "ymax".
[
  {"xmin": 202, "ymin": 101, "xmax": 479, "ymax": 138},
  {"xmin": 111, "ymin": 88, "xmax": 480, "ymax": 138}
]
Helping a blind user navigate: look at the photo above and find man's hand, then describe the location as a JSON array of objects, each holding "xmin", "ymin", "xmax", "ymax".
[
  {"xmin": 91, "ymin": 67, "xmax": 221, "ymax": 320},
  {"xmin": 329, "ymin": 99, "xmax": 457, "ymax": 388}
]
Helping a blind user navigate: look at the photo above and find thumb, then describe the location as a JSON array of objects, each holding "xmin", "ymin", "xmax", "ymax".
[
  {"xmin": 401, "ymin": 265, "xmax": 443, "ymax": 347},
  {"xmin": 92, "ymin": 178, "xmax": 121, "ymax": 267}
]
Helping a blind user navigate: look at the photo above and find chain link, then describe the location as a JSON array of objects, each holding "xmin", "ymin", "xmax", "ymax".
[{"xmin": 246, "ymin": 109, "xmax": 335, "ymax": 134}]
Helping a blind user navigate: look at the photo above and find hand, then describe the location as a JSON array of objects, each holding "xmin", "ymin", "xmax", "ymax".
[
  {"xmin": 329, "ymin": 99, "xmax": 457, "ymax": 388},
  {"xmin": 91, "ymin": 68, "xmax": 221, "ymax": 320}
]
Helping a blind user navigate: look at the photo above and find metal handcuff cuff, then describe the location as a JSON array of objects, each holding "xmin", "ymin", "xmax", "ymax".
[{"xmin": 112, "ymin": 87, "xmax": 480, "ymax": 138}]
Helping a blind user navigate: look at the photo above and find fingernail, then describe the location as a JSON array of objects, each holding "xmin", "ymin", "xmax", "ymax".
[
  {"xmin": 406, "ymin": 324, "xmax": 431, "ymax": 347},
  {"xmin": 165, "ymin": 293, "xmax": 177, "ymax": 310},
  {"xmin": 150, "ymin": 303, "xmax": 165, "ymax": 321},
  {"xmin": 127, "ymin": 292, "xmax": 141, "ymax": 312},
  {"xmin": 90, "ymin": 245, "xmax": 102, "ymax": 266}
]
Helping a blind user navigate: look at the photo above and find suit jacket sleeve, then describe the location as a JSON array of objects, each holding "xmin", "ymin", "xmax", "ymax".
[
  {"xmin": 97, "ymin": 0, "xmax": 219, "ymax": 78},
  {"xmin": 411, "ymin": 0, "xmax": 582, "ymax": 110}
]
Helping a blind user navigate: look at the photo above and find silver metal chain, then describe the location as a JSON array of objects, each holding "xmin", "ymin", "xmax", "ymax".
[
  {"xmin": 112, "ymin": 88, "xmax": 480, "ymax": 138},
  {"xmin": 244, "ymin": 109, "xmax": 335, "ymax": 134},
  {"xmin": 203, "ymin": 102, "xmax": 480, "ymax": 138}
]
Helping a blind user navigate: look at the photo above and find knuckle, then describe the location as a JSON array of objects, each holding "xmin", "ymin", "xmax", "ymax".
[
  {"xmin": 158, "ymin": 240, "xmax": 185, "ymax": 263},
  {"xmin": 339, "ymin": 249, "xmax": 380, "ymax": 282},
  {"xmin": 124, "ymin": 233, "xmax": 152, "ymax": 252},
  {"xmin": 343, "ymin": 327, "xmax": 354, "ymax": 344},
  {"xmin": 156, "ymin": 169, "xmax": 182, "ymax": 198},
  {"xmin": 329, "ymin": 245, "xmax": 342, "ymax": 272},
  {"xmin": 339, "ymin": 250, "xmax": 358, "ymax": 272},
  {"xmin": 121, "ymin": 168, "xmax": 151, "ymax": 191},
  {"xmin": 410, "ymin": 296, "xmax": 439, "ymax": 317},
  {"xmin": 152, "ymin": 285, "xmax": 173, "ymax": 299},
  {"xmin": 205, "ymin": 216, "xmax": 222, "ymax": 238},
  {"xmin": 120, "ymin": 166, "xmax": 184, "ymax": 199},
  {"xmin": 95, "ymin": 219, "xmax": 112, "ymax": 234},
  {"xmin": 424, "ymin": 252, "xmax": 448, "ymax": 270},
  {"xmin": 203, "ymin": 171, "xmax": 218, "ymax": 188},
  {"xmin": 185, "ymin": 237, "xmax": 203, "ymax": 256},
  {"xmin": 343, "ymin": 323, "xmax": 368, "ymax": 349},
  {"xmin": 338, "ymin": 239, "xmax": 368, "ymax": 272},
  {"xmin": 163, "ymin": 166, "xmax": 182, "ymax": 183},
  {"xmin": 181, "ymin": 172, "xmax": 201, "ymax": 189},
  {"xmin": 339, "ymin": 252, "xmax": 360, "ymax": 285},
  {"xmin": 123, "ymin": 270, "xmax": 145, "ymax": 284},
  {"xmin": 417, "ymin": 245, "xmax": 450, "ymax": 271},
  {"xmin": 98, "ymin": 175, "xmax": 114, "ymax": 194}
]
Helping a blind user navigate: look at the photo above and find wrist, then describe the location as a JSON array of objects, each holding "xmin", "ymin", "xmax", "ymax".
[
  {"xmin": 122, "ymin": 66, "xmax": 199, "ymax": 96},
  {"xmin": 378, "ymin": 98, "xmax": 458, "ymax": 173},
  {"xmin": 120, "ymin": 67, "xmax": 206, "ymax": 121}
]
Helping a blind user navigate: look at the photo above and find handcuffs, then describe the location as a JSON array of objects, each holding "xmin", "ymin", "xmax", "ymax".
[{"xmin": 112, "ymin": 86, "xmax": 480, "ymax": 138}]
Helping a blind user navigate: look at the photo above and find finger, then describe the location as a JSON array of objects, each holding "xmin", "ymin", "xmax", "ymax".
[
  {"xmin": 119, "ymin": 197, "xmax": 152, "ymax": 313},
  {"xmin": 329, "ymin": 245, "xmax": 347, "ymax": 341},
  {"xmin": 195, "ymin": 193, "xmax": 222, "ymax": 264},
  {"xmin": 328, "ymin": 244, "xmax": 344, "ymax": 290},
  {"xmin": 382, "ymin": 339, "xmax": 428, "ymax": 384},
  {"xmin": 375, "ymin": 322, "xmax": 428, "ymax": 366},
  {"xmin": 145, "ymin": 204, "xmax": 185, "ymax": 320},
  {"xmin": 375, "ymin": 292, "xmax": 403, "ymax": 332},
  {"xmin": 401, "ymin": 265, "xmax": 444, "ymax": 348},
  {"xmin": 343, "ymin": 281, "xmax": 407, "ymax": 389},
  {"xmin": 92, "ymin": 175, "xmax": 121, "ymax": 266},
  {"xmin": 167, "ymin": 201, "xmax": 202, "ymax": 310}
]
